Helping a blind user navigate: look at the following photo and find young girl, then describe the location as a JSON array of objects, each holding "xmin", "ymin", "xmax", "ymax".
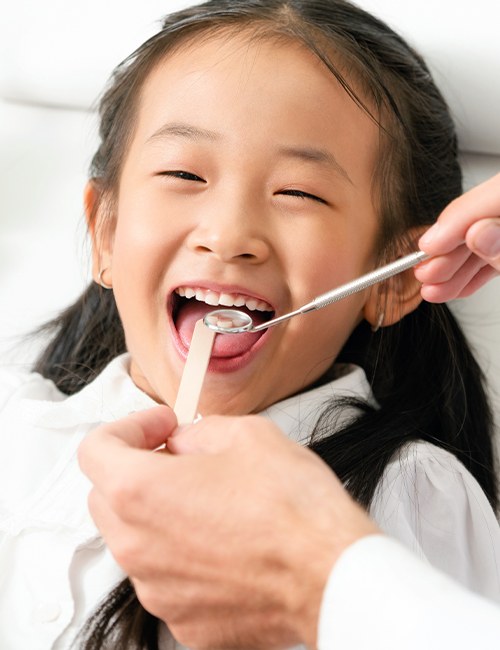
[{"xmin": 1, "ymin": 1, "xmax": 499, "ymax": 649}]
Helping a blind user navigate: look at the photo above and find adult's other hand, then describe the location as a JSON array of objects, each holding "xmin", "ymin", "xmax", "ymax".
[{"xmin": 417, "ymin": 173, "xmax": 500, "ymax": 302}]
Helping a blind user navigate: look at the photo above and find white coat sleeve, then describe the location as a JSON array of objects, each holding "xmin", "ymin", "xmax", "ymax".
[{"xmin": 318, "ymin": 535, "xmax": 500, "ymax": 650}]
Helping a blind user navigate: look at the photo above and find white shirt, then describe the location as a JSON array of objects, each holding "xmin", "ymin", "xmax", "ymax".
[{"xmin": 1, "ymin": 354, "xmax": 499, "ymax": 649}]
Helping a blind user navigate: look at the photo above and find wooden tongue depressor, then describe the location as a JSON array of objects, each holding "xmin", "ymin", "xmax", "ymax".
[{"xmin": 174, "ymin": 319, "xmax": 216, "ymax": 425}]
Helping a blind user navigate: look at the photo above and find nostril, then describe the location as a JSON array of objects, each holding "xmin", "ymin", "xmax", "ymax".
[
  {"xmin": 188, "ymin": 230, "xmax": 269, "ymax": 263},
  {"xmin": 195, "ymin": 245, "xmax": 214, "ymax": 254},
  {"xmin": 194, "ymin": 244, "xmax": 255, "ymax": 257},
  {"xmin": 193, "ymin": 246, "xmax": 259, "ymax": 262}
]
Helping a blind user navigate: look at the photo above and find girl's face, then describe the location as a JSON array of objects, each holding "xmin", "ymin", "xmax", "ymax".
[{"xmin": 97, "ymin": 32, "xmax": 382, "ymax": 414}]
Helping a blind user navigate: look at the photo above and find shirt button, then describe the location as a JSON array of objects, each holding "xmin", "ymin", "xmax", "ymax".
[{"xmin": 34, "ymin": 602, "xmax": 62, "ymax": 623}]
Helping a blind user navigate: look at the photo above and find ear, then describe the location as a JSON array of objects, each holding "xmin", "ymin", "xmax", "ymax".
[
  {"xmin": 363, "ymin": 228, "xmax": 426, "ymax": 329},
  {"xmin": 363, "ymin": 268, "xmax": 423, "ymax": 328},
  {"xmin": 84, "ymin": 180, "xmax": 115, "ymax": 287}
]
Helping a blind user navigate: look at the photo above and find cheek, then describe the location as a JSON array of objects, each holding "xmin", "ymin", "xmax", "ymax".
[
  {"xmin": 110, "ymin": 207, "xmax": 179, "ymax": 290},
  {"xmin": 282, "ymin": 211, "xmax": 378, "ymax": 303},
  {"xmin": 288, "ymin": 242, "xmax": 363, "ymax": 306},
  {"xmin": 274, "ymin": 278, "xmax": 366, "ymax": 392},
  {"xmin": 280, "ymin": 223, "xmax": 371, "ymax": 372},
  {"xmin": 109, "ymin": 230, "xmax": 169, "ymax": 355},
  {"xmin": 295, "ymin": 249, "xmax": 370, "ymax": 364},
  {"xmin": 294, "ymin": 293, "xmax": 365, "ymax": 358}
]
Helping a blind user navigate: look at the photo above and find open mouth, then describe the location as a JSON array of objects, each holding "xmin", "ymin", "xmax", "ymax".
[{"xmin": 171, "ymin": 286, "xmax": 275, "ymax": 359}]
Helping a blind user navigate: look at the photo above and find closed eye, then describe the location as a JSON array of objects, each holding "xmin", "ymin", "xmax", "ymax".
[
  {"xmin": 159, "ymin": 170, "xmax": 207, "ymax": 183},
  {"xmin": 277, "ymin": 189, "xmax": 328, "ymax": 205}
]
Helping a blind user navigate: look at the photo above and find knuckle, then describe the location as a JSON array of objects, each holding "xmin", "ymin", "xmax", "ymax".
[
  {"xmin": 169, "ymin": 624, "xmax": 205, "ymax": 650},
  {"xmin": 107, "ymin": 475, "xmax": 144, "ymax": 518},
  {"xmin": 76, "ymin": 435, "xmax": 91, "ymax": 471},
  {"xmin": 86, "ymin": 488, "xmax": 99, "ymax": 518},
  {"xmin": 112, "ymin": 536, "xmax": 142, "ymax": 572},
  {"xmin": 136, "ymin": 582, "xmax": 167, "ymax": 616}
]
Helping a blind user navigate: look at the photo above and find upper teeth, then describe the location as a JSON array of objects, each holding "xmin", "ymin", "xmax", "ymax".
[{"xmin": 175, "ymin": 287, "xmax": 273, "ymax": 312}]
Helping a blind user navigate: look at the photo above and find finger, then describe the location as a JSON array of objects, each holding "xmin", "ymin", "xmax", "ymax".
[
  {"xmin": 414, "ymin": 244, "xmax": 471, "ymax": 284},
  {"xmin": 167, "ymin": 414, "xmax": 276, "ymax": 456},
  {"xmin": 87, "ymin": 487, "xmax": 124, "ymax": 540},
  {"xmin": 78, "ymin": 406, "xmax": 177, "ymax": 487},
  {"xmin": 420, "ymin": 267, "xmax": 496, "ymax": 303},
  {"xmin": 420, "ymin": 255, "xmax": 488, "ymax": 302},
  {"xmin": 466, "ymin": 218, "xmax": 500, "ymax": 269},
  {"xmin": 87, "ymin": 488, "xmax": 144, "ymax": 577},
  {"xmin": 167, "ymin": 414, "xmax": 240, "ymax": 455},
  {"xmin": 419, "ymin": 173, "xmax": 500, "ymax": 255},
  {"xmin": 455, "ymin": 265, "xmax": 500, "ymax": 298}
]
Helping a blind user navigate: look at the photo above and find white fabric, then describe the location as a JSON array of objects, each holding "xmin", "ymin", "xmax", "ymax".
[
  {"xmin": 1, "ymin": 355, "xmax": 500, "ymax": 648},
  {"xmin": 318, "ymin": 535, "xmax": 500, "ymax": 650},
  {"xmin": 0, "ymin": 357, "xmax": 157, "ymax": 650},
  {"xmin": 370, "ymin": 443, "xmax": 500, "ymax": 601},
  {"xmin": 260, "ymin": 363, "xmax": 375, "ymax": 444}
]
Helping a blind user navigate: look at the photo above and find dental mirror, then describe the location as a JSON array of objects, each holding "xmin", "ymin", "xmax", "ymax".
[
  {"xmin": 204, "ymin": 309, "xmax": 254, "ymax": 333},
  {"xmin": 204, "ymin": 250, "xmax": 429, "ymax": 335}
]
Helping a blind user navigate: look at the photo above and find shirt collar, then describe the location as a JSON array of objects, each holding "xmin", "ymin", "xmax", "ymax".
[
  {"xmin": 19, "ymin": 354, "xmax": 157, "ymax": 429},
  {"xmin": 260, "ymin": 363, "xmax": 373, "ymax": 444},
  {"xmin": 19, "ymin": 355, "xmax": 373, "ymax": 443}
]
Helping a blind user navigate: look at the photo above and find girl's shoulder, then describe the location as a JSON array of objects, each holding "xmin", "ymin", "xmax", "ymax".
[
  {"xmin": 371, "ymin": 440, "xmax": 500, "ymax": 600},
  {"xmin": 0, "ymin": 365, "xmax": 62, "ymax": 412},
  {"xmin": 374, "ymin": 440, "xmax": 493, "ymax": 512}
]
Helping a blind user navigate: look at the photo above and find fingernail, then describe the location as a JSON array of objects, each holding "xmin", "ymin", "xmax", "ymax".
[{"xmin": 473, "ymin": 222, "xmax": 500, "ymax": 257}]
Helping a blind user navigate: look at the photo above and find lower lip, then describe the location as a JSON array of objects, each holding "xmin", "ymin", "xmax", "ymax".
[{"xmin": 168, "ymin": 311, "xmax": 270, "ymax": 373}]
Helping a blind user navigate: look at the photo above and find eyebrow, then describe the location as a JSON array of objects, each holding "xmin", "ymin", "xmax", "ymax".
[
  {"xmin": 146, "ymin": 122, "xmax": 221, "ymax": 144},
  {"xmin": 278, "ymin": 146, "xmax": 353, "ymax": 185},
  {"xmin": 146, "ymin": 122, "xmax": 353, "ymax": 185}
]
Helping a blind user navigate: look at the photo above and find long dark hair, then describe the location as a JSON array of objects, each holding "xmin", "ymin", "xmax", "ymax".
[{"xmin": 34, "ymin": 1, "xmax": 497, "ymax": 648}]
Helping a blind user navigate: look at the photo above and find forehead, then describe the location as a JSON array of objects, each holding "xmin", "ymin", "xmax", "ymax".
[
  {"xmin": 141, "ymin": 30, "xmax": 370, "ymax": 112},
  {"xmin": 129, "ymin": 29, "xmax": 379, "ymax": 181}
]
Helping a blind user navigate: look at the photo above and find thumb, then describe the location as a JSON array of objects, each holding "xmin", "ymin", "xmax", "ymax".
[
  {"xmin": 167, "ymin": 415, "xmax": 245, "ymax": 455},
  {"xmin": 78, "ymin": 405, "xmax": 178, "ymax": 487},
  {"xmin": 126, "ymin": 405, "xmax": 178, "ymax": 450},
  {"xmin": 467, "ymin": 218, "xmax": 500, "ymax": 268}
]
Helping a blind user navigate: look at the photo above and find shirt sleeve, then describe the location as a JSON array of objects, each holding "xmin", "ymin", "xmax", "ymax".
[
  {"xmin": 318, "ymin": 534, "xmax": 500, "ymax": 650},
  {"xmin": 369, "ymin": 441, "xmax": 500, "ymax": 601},
  {"xmin": 0, "ymin": 367, "xmax": 63, "ymax": 415},
  {"xmin": 0, "ymin": 367, "xmax": 30, "ymax": 410}
]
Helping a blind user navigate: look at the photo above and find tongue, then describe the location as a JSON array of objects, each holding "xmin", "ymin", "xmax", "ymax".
[{"xmin": 175, "ymin": 300, "xmax": 265, "ymax": 358}]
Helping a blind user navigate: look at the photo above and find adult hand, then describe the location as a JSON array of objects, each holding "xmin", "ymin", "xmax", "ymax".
[
  {"xmin": 78, "ymin": 407, "xmax": 379, "ymax": 649},
  {"xmin": 416, "ymin": 172, "xmax": 500, "ymax": 302}
]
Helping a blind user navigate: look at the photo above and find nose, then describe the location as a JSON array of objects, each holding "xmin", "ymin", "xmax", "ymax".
[{"xmin": 186, "ymin": 198, "xmax": 271, "ymax": 264}]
